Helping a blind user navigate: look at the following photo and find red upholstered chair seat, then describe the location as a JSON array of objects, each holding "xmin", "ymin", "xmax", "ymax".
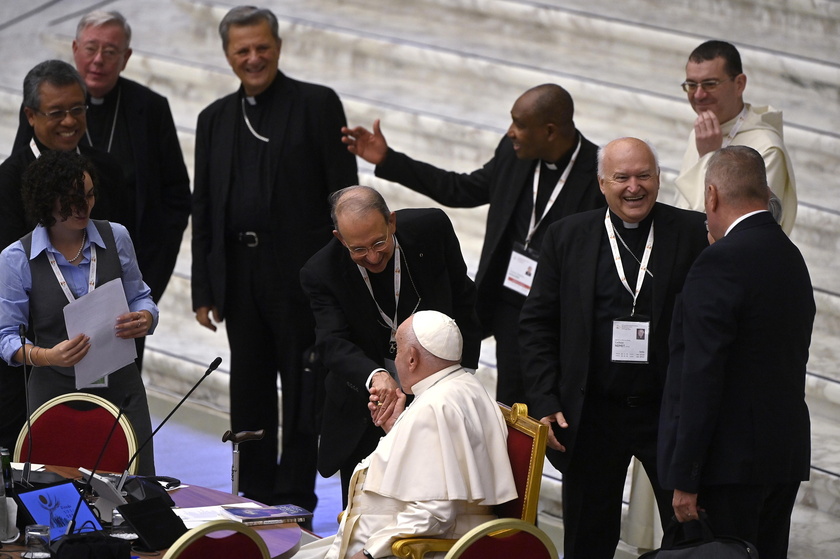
[
  {"xmin": 171, "ymin": 530, "xmax": 264, "ymax": 559},
  {"xmin": 444, "ymin": 518, "xmax": 558, "ymax": 559},
  {"xmin": 162, "ymin": 520, "xmax": 269, "ymax": 559},
  {"xmin": 15, "ymin": 393, "xmax": 136, "ymax": 474}
]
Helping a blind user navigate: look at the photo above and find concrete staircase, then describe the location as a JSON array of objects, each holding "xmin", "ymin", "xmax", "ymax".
[{"xmin": 1, "ymin": 0, "xmax": 838, "ymax": 555}]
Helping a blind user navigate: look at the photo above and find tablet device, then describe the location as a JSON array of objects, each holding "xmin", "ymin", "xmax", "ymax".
[
  {"xmin": 117, "ymin": 496, "xmax": 187, "ymax": 551},
  {"xmin": 15, "ymin": 480, "xmax": 103, "ymax": 542}
]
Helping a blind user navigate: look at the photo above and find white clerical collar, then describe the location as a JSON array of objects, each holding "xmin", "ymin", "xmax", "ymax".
[
  {"xmin": 724, "ymin": 209, "xmax": 767, "ymax": 237},
  {"xmin": 245, "ymin": 96, "xmax": 257, "ymax": 106},
  {"xmin": 90, "ymin": 96, "xmax": 105, "ymax": 106},
  {"xmin": 411, "ymin": 364, "xmax": 462, "ymax": 398},
  {"xmin": 544, "ymin": 161, "xmax": 558, "ymax": 171}
]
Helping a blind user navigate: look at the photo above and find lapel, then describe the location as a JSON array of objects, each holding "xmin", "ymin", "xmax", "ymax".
[
  {"xmin": 267, "ymin": 72, "xmax": 294, "ymax": 196},
  {"xmin": 214, "ymin": 93, "xmax": 239, "ymax": 209},
  {"xmin": 576, "ymin": 211, "xmax": 602, "ymax": 341},
  {"xmin": 487, "ymin": 144, "xmax": 533, "ymax": 251},
  {"xmin": 647, "ymin": 204, "xmax": 678, "ymax": 333},
  {"xmin": 118, "ymin": 80, "xmax": 146, "ymax": 223},
  {"xmin": 558, "ymin": 136, "xmax": 596, "ymax": 214}
]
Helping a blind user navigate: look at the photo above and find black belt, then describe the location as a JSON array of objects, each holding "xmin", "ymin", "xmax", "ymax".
[
  {"xmin": 592, "ymin": 391, "xmax": 659, "ymax": 408},
  {"xmin": 227, "ymin": 231, "xmax": 268, "ymax": 247}
]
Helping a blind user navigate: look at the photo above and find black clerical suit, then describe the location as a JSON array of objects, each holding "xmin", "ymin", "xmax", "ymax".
[
  {"xmin": 376, "ymin": 134, "xmax": 604, "ymax": 404},
  {"xmin": 13, "ymin": 77, "xmax": 191, "ymax": 303},
  {"xmin": 192, "ymin": 71, "xmax": 357, "ymax": 510},
  {"xmin": 0, "ymin": 140, "xmax": 131, "ymax": 452},
  {"xmin": 659, "ymin": 212, "xmax": 814, "ymax": 558},
  {"xmin": 300, "ymin": 208, "xmax": 481, "ymax": 501},
  {"xmin": 520, "ymin": 203, "xmax": 708, "ymax": 559}
]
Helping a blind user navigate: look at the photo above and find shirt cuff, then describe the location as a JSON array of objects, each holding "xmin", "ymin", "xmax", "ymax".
[{"xmin": 366, "ymin": 368, "xmax": 390, "ymax": 389}]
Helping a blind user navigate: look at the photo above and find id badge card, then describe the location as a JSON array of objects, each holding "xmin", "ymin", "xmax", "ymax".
[
  {"xmin": 503, "ymin": 243, "xmax": 538, "ymax": 296},
  {"xmin": 79, "ymin": 374, "xmax": 109, "ymax": 389},
  {"xmin": 611, "ymin": 317, "xmax": 650, "ymax": 363}
]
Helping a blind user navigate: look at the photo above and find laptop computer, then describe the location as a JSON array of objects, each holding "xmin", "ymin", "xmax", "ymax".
[{"xmin": 14, "ymin": 480, "xmax": 103, "ymax": 542}]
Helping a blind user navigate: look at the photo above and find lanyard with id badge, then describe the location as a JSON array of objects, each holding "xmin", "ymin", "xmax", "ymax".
[
  {"xmin": 604, "ymin": 209, "xmax": 654, "ymax": 364},
  {"xmin": 503, "ymin": 138, "xmax": 582, "ymax": 296}
]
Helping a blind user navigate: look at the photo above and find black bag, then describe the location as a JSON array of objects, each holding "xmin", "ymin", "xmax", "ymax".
[
  {"xmin": 53, "ymin": 532, "xmax": 131, "ymax": 559},
  {"xmin": 640, "ymin": 512, "xmax": 759, "ymax": 558}
]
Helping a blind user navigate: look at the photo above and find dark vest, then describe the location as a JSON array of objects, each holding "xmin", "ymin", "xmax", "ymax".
[{"xmin": 21, "ymin": 220, "xmax": 123, "ymax": 377}]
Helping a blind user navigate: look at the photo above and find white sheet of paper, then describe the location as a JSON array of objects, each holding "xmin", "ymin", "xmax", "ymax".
[
  {"xmin": 63, "ymin": 278, "xmax": 137, "ymax": 389},
  {"xmin": 173, "ymin": 503, "xmax": 259, "ymax": 529}
]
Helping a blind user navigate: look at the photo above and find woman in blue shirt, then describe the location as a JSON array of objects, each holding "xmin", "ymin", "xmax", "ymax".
[{"xmin": 0, "ymin": 150, "xmax": 157, "ymax": 474}]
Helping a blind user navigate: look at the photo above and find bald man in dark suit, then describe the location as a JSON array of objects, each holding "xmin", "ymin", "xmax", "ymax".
[{"xmin": 659, "ymin": 146, "xmax": 814, "ymax": 558}]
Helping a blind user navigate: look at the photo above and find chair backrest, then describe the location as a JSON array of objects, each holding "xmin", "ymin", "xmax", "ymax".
[
  {"xmin": 14, "ymin": 392, "xmax": 138, "ymax": 474},
  {"xmin": 162, "ymin": 519, "xmax": 270, "ymax": 559},
  {"xmin": 494, "ymin": 403, "xmax": 548, "ymax": 523},
  {"xmin": 444, "ymin": 518, "xmax": 558, "ymax": 559}
]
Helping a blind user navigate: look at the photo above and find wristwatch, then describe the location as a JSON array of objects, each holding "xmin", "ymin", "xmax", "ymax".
[{"xmin": 362, "ymin": 550, "xmax": 374, "ymax": 559}]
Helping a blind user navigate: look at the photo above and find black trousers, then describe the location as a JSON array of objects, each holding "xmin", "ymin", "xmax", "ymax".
[
  {"xmin": 489, "ymin": 295, "xmax": 527, "ymax": 406},
  {"xmin": 0, "ymin": 359, "xmax": 26, "ymax": 451},
  {"xmin": 561, "ymin": 394, "xmax": 672, "ymax": 559},
  {"xmin": 224, "ymin": 242, "xmax": 320, "ymax": 512},
  {"xmin": 697, "ymin": 482, "xmax": 800, "ymax": 559}
]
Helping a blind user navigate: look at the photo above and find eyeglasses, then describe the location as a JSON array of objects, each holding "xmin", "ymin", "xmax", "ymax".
[
  {"xmin": 81, "ymin": 43, "xmax": 126, "ymax": 62},
  {"xmin": 347, "ymin": 236, "xmax": 391, "ymax": 257},
  {"xmin": 34, "ymin": 105, "xmax": 88, "ymax": 122},
  {"xmin": 680, "ymin": 77, "xmax": 732, "ymax": 93}
]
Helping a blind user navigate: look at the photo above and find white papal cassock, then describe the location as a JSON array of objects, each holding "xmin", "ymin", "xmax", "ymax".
[{"xmin": 294, "ymin": 365, "xmax": 516, "ymax": 559}]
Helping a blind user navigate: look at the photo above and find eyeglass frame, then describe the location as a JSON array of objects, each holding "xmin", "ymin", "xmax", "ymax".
[
  {"xmin": 345, "ymin": 234, "xmax": 393, "ymax": 257},
  {"xmin": 33, "ymin": 105, "xmax": 88, "ymax": 122},
  {"xmin": 680, "ymin": 76, "xmax": 734, "ymax": 94},
  {"xmin": 79, "ymin": 43, "xmax": 127, "ymax": 62}
]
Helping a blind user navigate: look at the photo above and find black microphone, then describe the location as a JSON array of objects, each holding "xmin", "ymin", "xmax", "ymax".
[
  {"xmin": 19, "ymin": 324, "xmax": 33, "ymax": 487},
  {"xmin": 116, "ymin": 357, "xmax": 222, "ymax": 492},
  {"xmin": 62, "ymin": 396, "xmax": 130, "ymax": 542}
]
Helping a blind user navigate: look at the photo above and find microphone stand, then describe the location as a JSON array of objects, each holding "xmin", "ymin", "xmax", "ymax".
[
  {"xmin": 116, "ymin": 357, "xmax": 222, "ymax": 492},
  {"xmin": 19, "ymin": 324, "xmax": 32, "ymax": 487}
]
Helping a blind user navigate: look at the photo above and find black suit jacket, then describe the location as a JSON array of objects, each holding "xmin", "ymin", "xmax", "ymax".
[
  {"xmin": 191, "ymin": 71, "xmax": 358, "ymax": 317},
  {"xmin": 520, "ymin": 203, "xmax": 708, "ymax": 472},
  {"xmin": 13, "ymin": 77, "xmax": 191, "ymax": 301},
  {"xmin": 658, "ymin": 212, "xmax": 814, "ymax": 492},
  {"xmin": 376, "ymin": 133, "xmax": 605, "ymax": 326},
  {"xmin": 300, "ymin": 208, "xmax": 481, "ymax": 476}
]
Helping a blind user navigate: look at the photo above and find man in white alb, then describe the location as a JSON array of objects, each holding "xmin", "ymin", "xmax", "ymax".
[{"xmin": 674, "ymin": 40, "xmax": 796, "ymax": 234}]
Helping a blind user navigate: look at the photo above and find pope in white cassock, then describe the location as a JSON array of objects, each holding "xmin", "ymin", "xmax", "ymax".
[{"xmin": 294, "ymin": 310, "xmax": 517, "ymax": 559}]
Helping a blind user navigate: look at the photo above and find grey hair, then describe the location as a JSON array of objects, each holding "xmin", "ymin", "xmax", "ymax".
[
  {"xmin": 219, "ymin": 6, "xmax": 280, "ymax": 51},
  {"xmin": 705, "ymin": 145, "xmax": 769, "ymax": 206},
  {"xmin": 329, "ymin": 185, "xmax": 391, "ymax": 231},
  {"xmin": 23, "ymin": 60, "xmax": 86, "ymax": 110},
  {"xmin": 597, "ymin": 137, "xmax": 660, "ymax": 178},
  {"xmin": 76, "ymin": 10, "xmax": 132, "ymax": 48}
]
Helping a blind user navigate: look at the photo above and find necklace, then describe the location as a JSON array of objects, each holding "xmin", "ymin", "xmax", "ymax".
[{"xmin": 67, "ymin": 230, "xmax": 87, "ymax": 263}]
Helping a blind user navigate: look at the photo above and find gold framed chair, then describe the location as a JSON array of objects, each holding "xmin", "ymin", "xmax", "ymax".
[
  {"xmin": 392, "ymin": 403, "xmax": 549, "ymax": 559},
  {"xmin": 162, "ymin": 519, "xmax": 270, "ymax": 559},
  {"xmin": 444, "ymin": 518, "xmax": 558, "ymax": 559},
  {"xmin": 14, "ymin": 392, "xmax": 139, "ymax": 474}
]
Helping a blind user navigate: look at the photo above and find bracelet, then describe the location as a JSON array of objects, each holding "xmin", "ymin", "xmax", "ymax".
[
  {"xmin": 361, "ymin": 550, "xmax": 374, "ymax": 559},
  {"xmin": 41, "ymin": 347, "xmax": 52, "ymax": 366},
  {"xmin": 27, "ymin": 345, "xmax": 35, "ymax": 367}
]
